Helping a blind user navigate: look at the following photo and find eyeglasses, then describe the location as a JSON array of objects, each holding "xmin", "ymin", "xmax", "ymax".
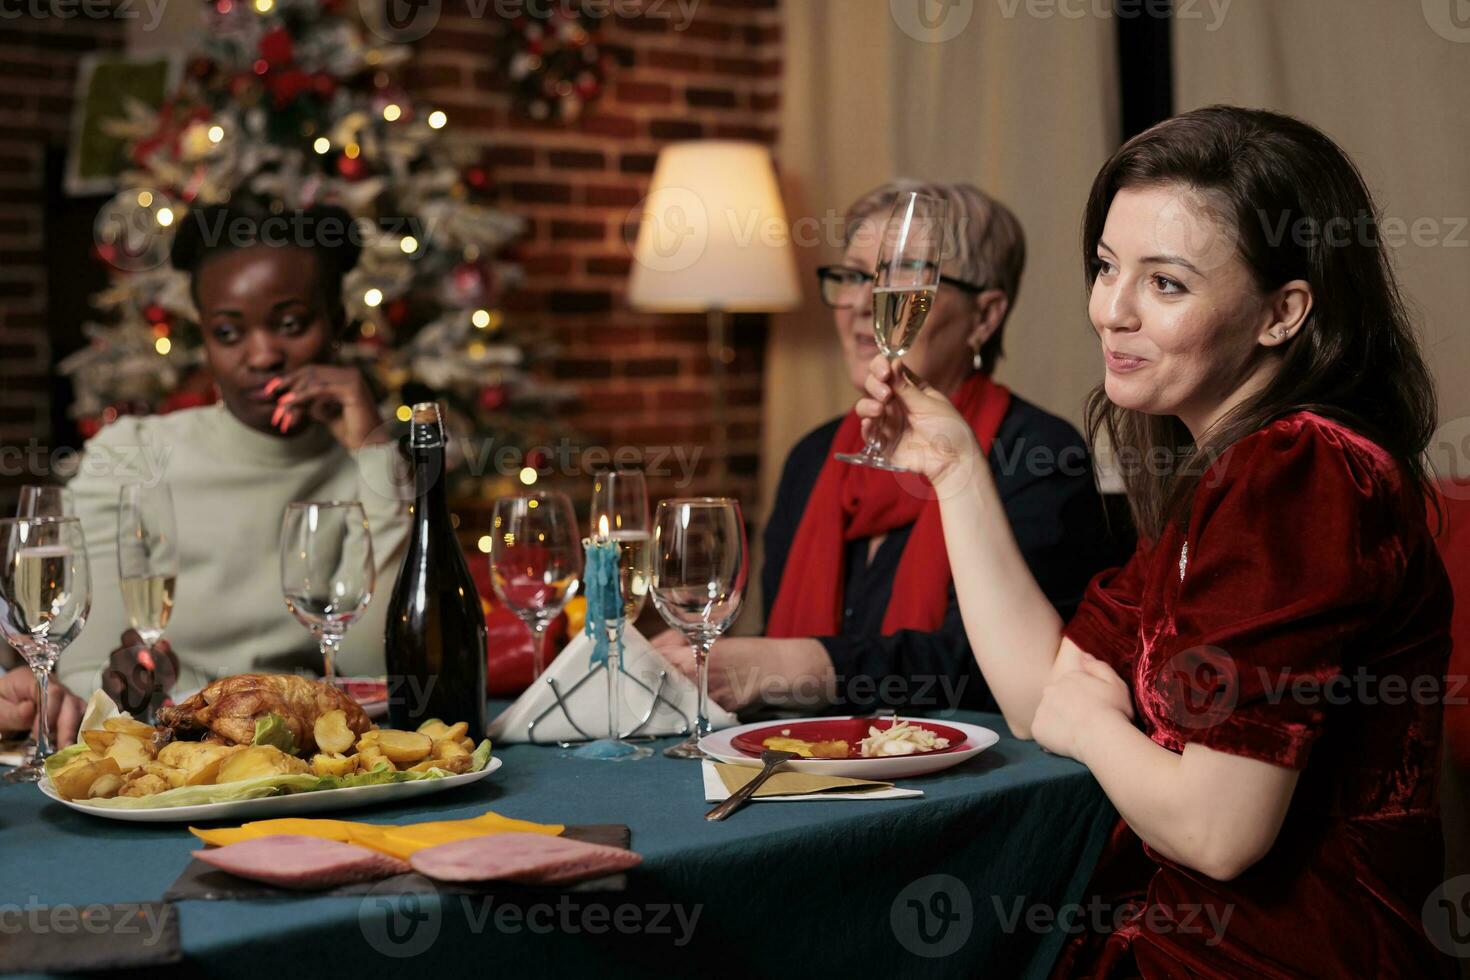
[{"xmin": 816, "ymin": 265, "xmax": 987, "ymax": 309}]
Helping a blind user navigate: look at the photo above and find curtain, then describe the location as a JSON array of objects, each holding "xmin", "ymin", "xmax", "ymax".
[
  {"xmin": 1174, "ymin": 0, "xmax": 1470, "ymax": 479},
  {"xmin": 755, "ymin": 0, "xmax": 1120, "ymax": 621}
]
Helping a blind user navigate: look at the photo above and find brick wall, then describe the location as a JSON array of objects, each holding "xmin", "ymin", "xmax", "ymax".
[
  {"xmin": 0, "ymin": 15, "xmax": 123, "ymax": 510},
  {"xmin": 405, "ymin": 0, "xmax": 784, "ymax": 509}
]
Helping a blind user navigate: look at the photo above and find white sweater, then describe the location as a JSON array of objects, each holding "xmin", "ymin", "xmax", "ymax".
[{"xmin": 60, "ymin": 404, "xmax": 410, "ymax": 696}]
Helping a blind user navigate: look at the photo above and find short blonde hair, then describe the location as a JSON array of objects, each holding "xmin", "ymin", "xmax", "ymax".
[{"xmin": 844, "ymin": 180, "xmax": 1025, "ymax": 375}]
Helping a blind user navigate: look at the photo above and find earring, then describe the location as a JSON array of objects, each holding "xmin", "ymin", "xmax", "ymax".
[{"xmin": 972, "ymin": 347, "xmax": 983, "ymax": 371}]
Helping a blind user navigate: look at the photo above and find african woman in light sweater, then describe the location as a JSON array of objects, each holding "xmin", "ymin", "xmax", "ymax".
[{"xmin": 57, "ymin": 197, "xmax": 410, "ymax": 701}]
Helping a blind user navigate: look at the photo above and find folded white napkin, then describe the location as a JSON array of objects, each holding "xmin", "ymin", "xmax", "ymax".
[
  {"xmin": 700, "ymin": 760, "xmax": 924, "ymax": 802},
  {"xmin": 489, "ymin": 626, "xmax": 739, "ymax": 744}
]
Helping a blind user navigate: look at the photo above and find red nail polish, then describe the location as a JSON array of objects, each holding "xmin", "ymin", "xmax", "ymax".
[
  {"xmin": 264, "ymin": 378, "xmax": 280, "ymax": 394},
  {"xmin": 280, "ymin": 392, "xmax": 295, "ymax": 404}
]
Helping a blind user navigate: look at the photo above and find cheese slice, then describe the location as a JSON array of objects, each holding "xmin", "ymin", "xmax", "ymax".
[{"xmin": 190, "ymin": 811, "xmax": 565, "ymax": 857}]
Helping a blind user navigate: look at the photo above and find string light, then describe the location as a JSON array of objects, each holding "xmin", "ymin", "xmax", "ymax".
[
  {"xmin": 207, "ymin": 125, "xmax": 224, "ymax": 143},
  {"xmin": 154, "ymin": 337, "xmax": 172, "ymax": 355},
  {"xmin": 399, "ymin": 236, "xmax": 418, "ymax": 254},
  {"xmin": 382, "ymin": 104, "xmax": 402, "ymax": 122},
  {"xmin": 313, "ymin": 137, "xmax": 330, "ymax": 154},
  {"xmin": 253, "ymin": 0, "xmax": 272, "ymax": 12},
  {"xmin": 427, "ymin": 110, "xmax": 447, "ymax": 130},
  {"xmin": 155, "ymin": 207, "xmax": 174, "ymax": 227},
  {"xmin": 395, "ymin": 405, "xmax": 412, "ymax": 422},
  {"xmin": 471, "ymin": 309, "xmax": 491, "ymax": 329},
  {"xmin": 467, "ymin": 341, "xmax": 486, "ymax": 358},
  {"xmin": 477, "ymin": 535, "xmax": 493, "ymax": 554},
  {"xmin": 519, "ymin": 467, "xmax": 538, "ymax": 485},
  {"xmin": 137, "ymin": 190, "xmax": 153, "ymax": 207},
  {"xmin": 344, "ymin": 143, "xmax": 360, "ymax": 160},
  {"xmin": 363, "ymin": 288, "xmax": 383, "ymax": 307}
]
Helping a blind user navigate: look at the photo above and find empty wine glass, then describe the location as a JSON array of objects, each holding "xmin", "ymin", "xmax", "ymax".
[
  {"xmin": 280, "ymin": 501, "xmax": 375, "ymax": 686},
  {"xmin": 7, "ymin": 486, "xmax": 73, "ymax": 776},
  {"xmin": 650, "ymin": 497, "xmax": 747, "ymax": 759},
  {"xmin": 490, "ymin": 491, "xmax": 583, "ymax": 681},
  {"xmin": 835, "ymin": 191, "xmax": 949, "ymax": 471},
  {"xmin": 0, "ymin": 517, "xmax": 92, "ymax": 783}
]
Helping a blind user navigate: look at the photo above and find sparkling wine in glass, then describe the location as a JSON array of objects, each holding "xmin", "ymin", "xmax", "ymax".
[
  {"xmin": 650, "ymin": 497, "xmax": 747, "ymax": 759},
  {"xmin": 280, "ymin": 501, "xmax": 375, "ymax": 686},
  {"xmin": 835, "ymin": 191, "xmax": 949, "ymax": 472},
  {"xmin": 8, "ymin": 486, "xmax": 72, "ymax": 776},
  {"xmin": 0, "ymin": 517, "xmax": 91, "ymax": 783},
  {"xmin": 578, "ymin": 468, "xmax": 653, "ymax": 761},
  {"xmin": 490, "ymin": 491, "xmax": 583, "ymax": 680},
  {"xmin": 116, "ymin": 484, "xmax": 178, "ymax": 650}
]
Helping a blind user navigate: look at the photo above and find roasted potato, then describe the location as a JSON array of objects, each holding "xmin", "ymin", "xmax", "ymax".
[
  {"xmin": 142, "ymin": 761, "xmax": 188, "ymax": 789},
  {"xmin": 81, "ymin": 730, "xmax": 116, "ymax": 754},
  {"xmin": 375, "ymin": 730, "xmax": 433, "ymax": 764},
  {"xmin": 120, "ymin": 773, "xmax": 169, "ymax": 797},
  {"xmin": 357, "ymin": 745, "xmax": 390, "ymax": 771},
  {"xmin": 416, "ymin": 719, "xmax": 450, "ymax": 740},
  {"xmin": 158, "ymin": 742, "xmax": 243, "ymax": 785},
  {"xmin": 86, "ymin": 773, "xmax": 124, "ymax": 799},
  {"xmin": 311, "ymin": 753, "xmax": 356, "ymax": 777},
  {"xmin": 313, "ymin": 710, "xmax": 356, "ymax": 755},
  {"xmin": 102, "ymin": 717, "xmax": 157, "ymax": 739},
  {"xmin": 216, "ymin": 745, "xmax": 308, "ymax": 784},
  {"xmin": 103, "ymin": 733, "xmax": 155, "ymax": 773},
  {"xmin": 53, "ymin": 757, "xmax": 122, "ymax": 801}
]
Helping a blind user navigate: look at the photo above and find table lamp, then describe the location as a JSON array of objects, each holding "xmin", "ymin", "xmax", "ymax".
[{"xmin": 627, "ymin": 141, "xmax": 801, "ymax": 479}]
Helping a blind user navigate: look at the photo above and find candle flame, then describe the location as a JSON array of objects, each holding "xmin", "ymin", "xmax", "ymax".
[{"xmin": 598, "ymin": 514, "xmax": 610, "ymax": 540}]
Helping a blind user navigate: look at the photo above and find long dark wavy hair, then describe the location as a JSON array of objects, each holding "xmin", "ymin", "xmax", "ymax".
[{"xmin": 1081, "ymin": 105, "xmax": 1439, "ymax": 541}]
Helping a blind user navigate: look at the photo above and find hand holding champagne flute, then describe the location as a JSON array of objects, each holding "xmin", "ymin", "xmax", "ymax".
[
  {"xmin": 0, "ymin": 517, "xmax": 91, "ymax": 783},
  {"xmin": 835, "ymin": 191, "xmax": 949, "ymax": 472}
]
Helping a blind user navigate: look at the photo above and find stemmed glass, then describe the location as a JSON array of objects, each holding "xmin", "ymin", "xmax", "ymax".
[
  {"xmin": 835, "ymin": 191, "xmax": 949, "ymax": 471},
  {"xmin": 115, "ymin": 484, "xmax": 179, "ymax": 721},
  {"xmin": 578, "ymin": 468, "xmax": 653, "ymax": 761},
  {"xmin": 279, "ymin": 501, "xmax": 375, "ymax": 686},
  {"xmin": 0, "ymin": 517, "xmax": 92, "ymax": 783},
  {"xmin": 6, "ymin": 487, "xmax": 73, "ymax": 778},
  {"xmin": 490, "ymin": 491, "xmax": 583, "ymax": 681},
  {"xmin": 650, "ymin": 498, "xmax": 747, "ymax": 759}
]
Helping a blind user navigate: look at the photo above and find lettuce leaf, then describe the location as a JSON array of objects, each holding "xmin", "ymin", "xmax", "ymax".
[
  {"xmin": 64, "ymin": 738, "xmax": 497, "ymax": 810},
  {"xmin": 251, "ymin": 713, "xmax": 296, "ymax": 754},
  {"xmin": 43, "ymin": 744, "xmax": 90, "ymax": 779}
]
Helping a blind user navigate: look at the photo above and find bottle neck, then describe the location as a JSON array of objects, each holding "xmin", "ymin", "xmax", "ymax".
[{"xmin": 409, "ymin": 442, "xmax": 451, "ymax": 530}]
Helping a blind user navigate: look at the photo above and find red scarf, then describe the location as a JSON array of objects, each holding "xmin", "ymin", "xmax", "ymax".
[{"xmin": 767, "ymin": 373, "xmax": 1011, "ymax": 637}]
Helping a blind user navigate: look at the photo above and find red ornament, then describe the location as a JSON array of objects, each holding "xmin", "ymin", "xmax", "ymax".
[
  {"xmin": 229, "ymin": 73, "xmax": 255, "ymax": 98},
  {"xmin": 477, "ymin": 386, "xmax": 507, "ymax": 412},
  {"xmin": 268, "ymin": 69, "xmax": 312, "ymax": 107},
  {"xmin": 143, "ymin": 304, "xmax": 167, "ymax": 324},
  {"xmin": 465, "ymin": 166, "xmax": 489, "ymax": 190},
  {"xmin": 386, "ymin": 299, "xmax": 408, "ymax": 325},
  {"xmin": 312, "ymin": 72, "xmax": 337, "ymax": 98},
  {"xmin": 258, "ymin": 26, "xmax": 294, "ymax": 68},
  {"xmin": 336, "ymin": 155, "xmax": 365, "ymax": 180}
]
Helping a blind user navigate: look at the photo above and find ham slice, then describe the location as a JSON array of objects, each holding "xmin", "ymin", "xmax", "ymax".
[
  {"xmin": 410, "ymin": 832, "xmax": 642, "ymax": 885},
  {"xmin": 193, "ymin": 834, "xmax": 411, "ymax": 890}
]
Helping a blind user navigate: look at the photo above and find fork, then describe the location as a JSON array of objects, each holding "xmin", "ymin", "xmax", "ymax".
[{"xmin": 704, "ymin": 749, "xmax": 798, "ymax": 821}]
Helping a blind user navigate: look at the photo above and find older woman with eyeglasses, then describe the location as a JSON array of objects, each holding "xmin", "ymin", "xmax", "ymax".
[{"xmin": 654, "ymin": 180, "xmax": 1118, "ymax": 715}]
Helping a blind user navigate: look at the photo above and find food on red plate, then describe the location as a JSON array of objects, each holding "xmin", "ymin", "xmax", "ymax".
[
  {"xmin": 409, "ymin": 832, "xmax": 642, "ymax": 885},
  {"xmin": 193, "ymin": 835, "xmax": 410, "ymax": 889}
]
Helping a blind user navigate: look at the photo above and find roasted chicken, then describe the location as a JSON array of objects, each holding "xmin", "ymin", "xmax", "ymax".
[{"xmin": 157, "ymin": 674, "xmax": 373, "ymax": 754}]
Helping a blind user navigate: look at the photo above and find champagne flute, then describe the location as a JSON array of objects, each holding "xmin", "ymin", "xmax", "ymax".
[
  {"xmin": 835, "ymin": 191, "xmax": 950, "ymax": 471},
  {"xmin": 115, "ymin": 484, "xmax": 180, "ymax": 722},
  {"xmin": 280, "ymin": 501, "xmax": 375, "ymax": 686},
  {"xmin": 490, "ymin": 491, "xmax": 582, "ymax": 681},
  {"xmin": 650, "ymin": 497, "xmax": 747, "ymax": 759},
  {"xmin": 0, "ymin": 517, "xmax": 91, "ymax": 783},
  {"xmin": 7, "ymin": 486, "xmax": 72, "ymax": 776},
  {"xmin": 581, "ymin": 468, "xmax": 653, "ymax": 761}
]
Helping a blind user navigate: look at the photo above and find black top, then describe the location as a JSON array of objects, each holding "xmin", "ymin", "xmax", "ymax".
[{"xmin": 762, "ymin": 394, "xmax": 1125, "ymax": 713}]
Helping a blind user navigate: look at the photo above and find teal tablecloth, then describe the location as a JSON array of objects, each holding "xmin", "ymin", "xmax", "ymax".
[{"xmin": 1, "ymin": 707, "xmax": 1115, "ymax": 979}]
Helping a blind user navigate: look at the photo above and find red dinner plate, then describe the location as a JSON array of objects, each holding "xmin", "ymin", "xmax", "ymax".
[{"xmin": 730, "ymin": 717, "xmax": 970, "ymax": 760}]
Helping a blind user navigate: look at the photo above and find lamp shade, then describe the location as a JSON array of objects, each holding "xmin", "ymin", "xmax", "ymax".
[{"xmin": 627, "ymin": 141, "xmax": 801, "ymax": 313}]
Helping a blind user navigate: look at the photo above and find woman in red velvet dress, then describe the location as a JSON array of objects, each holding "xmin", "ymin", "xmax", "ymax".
[{"xmin": 858, "ymin": 105, "xmax": 1456, "ymax": 977}]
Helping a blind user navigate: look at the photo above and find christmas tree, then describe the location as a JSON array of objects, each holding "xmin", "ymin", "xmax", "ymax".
[{"xmin": 65, "ymin": 0, "xmax": 566, "ymax": 494}]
